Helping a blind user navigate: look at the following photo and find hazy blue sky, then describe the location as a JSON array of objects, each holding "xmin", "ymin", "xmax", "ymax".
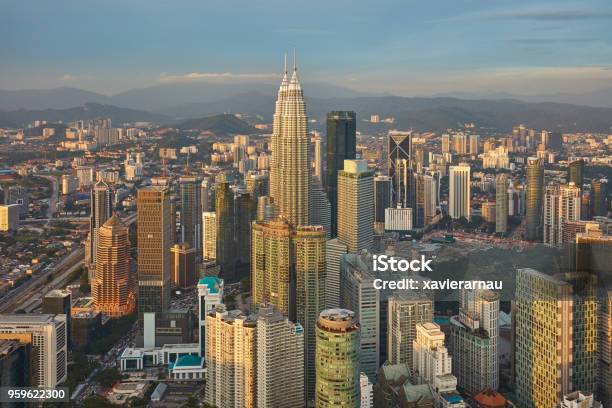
[{"xmin": 2, "ymin": 0, "xmax": 612, "ymax": 95}]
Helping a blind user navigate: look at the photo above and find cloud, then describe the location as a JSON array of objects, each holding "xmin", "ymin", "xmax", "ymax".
[
  {"xmin": 276, "ymin": 28, "xmax": 333, "ymax": 35},
  {"xmin": 490, "ymin": 10, "xmax": 612, "ymax": 21},
  {"xmin": 509, "ymin": 37, "xmax": 599, "ymax": 44},
  {"xmin": 60, "ymin": 74, "xmax": 76, "ymax": 81},
  {"xmin": 157, "ymin": 72, "xmax": 278, "ymax": 83}
]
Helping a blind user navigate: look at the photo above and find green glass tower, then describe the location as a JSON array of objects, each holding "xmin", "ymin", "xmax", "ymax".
[
  {"xmin": 315, "ymin": 309, "xmax": 360, "ymax": 408},
  {"xmin": 325, "ymin": 111, "xmax": 356, "ymax": 237}
]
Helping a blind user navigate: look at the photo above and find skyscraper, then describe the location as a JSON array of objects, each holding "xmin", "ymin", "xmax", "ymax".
[
  {"xmin": 495, "ymin": 173, "xmax": 508, "ymax": 234},
  {"xmin": 374, "ymin": 175, "xmax": 392, "ymax": 232},
  {"xmin": 89, "ymin": 180, "xmax": 113, "ymax": 280},
  {"xmin": 568, "ymin": 159, "xmax": 584, "ymax": 190},
  {"xmin": 42, "ymin": 289, "xmax": 72, "ymax": 348},
  {"xmin": 197, "ymin": 276, "xmax": 223, "ymax": 357},
  {"xmin": 294, "ymin": 225, "xmax": 327, "ymax": 401},
  {"xmin": 338, "ymin": 159, "xmax": 374, "ymax": 253},
  {"xmin": 92, "ymin": 215, "xmax": 135, "ymax": 317},
  {"xmin": 544, "ymin": 183, "xmax": 581, "ymax": 247},
  {"xmin": 256, "ymin": 305, "xmax": 305, "ymax": 407},
  {"xmin": 235, "ymin": 190, "xmax": 254, "ymax": 265},
  {"xmin": 202, "ymin": 211, "xmax": 217, "ymax": 261},
  {"xmin": 448, "ymin": 164, "xmax": 471, "ymax": 220},
  {"xmin": 326, "ymin": 111, "xmax": 357, "ymax": 236},
  {"xmin": 449, "ymin": 289, "xmax": 499, "ymax": 395},
  {"xmin": 170, "ymin": 243, "xmax": 197, "ymax": 288},
  {"xmin": 205, "ymin": 306, "xmax": 256, "ymax": 408},
  {"xmin": 388, "ymin": 131, "xmax": 413, "ymax": 208},
  {"xmin": 590, "ymin": 179, "xmax": 607, "ymax": 217},
  {"xmin": 269, "ymin": 58, "xmax": 311, "ymax": 227},
  {"xmin": 137, "ymin": 186, "xmax": 172, "ymax": 315},
  {"xmin": 251, "ymin": 219, "xmax": 293, "ymax": 318},
  {"xmin": 387, "ymin": 291, "xmax": 433, "ymax": 368},
  {"xmin": 525, "ymin": 157, "xmax": 544, "ymax": 241},
  {"xmin": 315, "ymin": 309, "xmax": 361, "ymax": 408},
  {"xmin": 179, "ymin": 175, "xmax": 202, "ymax": 261},
  {"xmin": 215, "ymin": 176, "xmax": 236, "ymax": 280},
  {"xmin": 325, "ymin": 238, "xmax": 347, "ymax": 309},
  {"xmin": 469, "ymin": 134, "xmax": 480, "ymax": 155},
  {"xmin": 514, "ymin": 268, "xmax": 572, "ymax": 408}
]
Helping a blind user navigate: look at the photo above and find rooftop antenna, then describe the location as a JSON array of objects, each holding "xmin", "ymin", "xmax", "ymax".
[
  {"xmin": 284, "ymin": 53, "xmax": 287, "ymax": 74},
  {"xmin": 293, "ymin": 48, "xmax": 297, "ymax": 72},
  {"xmin": 161, "ymin": 156, "xmax": 168, "ymax": 178}
]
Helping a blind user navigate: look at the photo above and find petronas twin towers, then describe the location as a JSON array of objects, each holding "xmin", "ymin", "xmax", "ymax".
[{"xmin": 269, "ymin": 56, "xmax": 311, "ymax": 226}]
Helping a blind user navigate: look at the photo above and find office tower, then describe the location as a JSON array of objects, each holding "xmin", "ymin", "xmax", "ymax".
[
  {"xmin": 315, "ymin": 309, "xmax": 361, "ymax": 408},
  {"xmin": 441, "ymin": 134, "xmax": 451, "ymax": 154},
  {"xmin": 245, "ymin": 171, "xmax": 269, "ymax": 199},
  {"xmin": 42, "ymin": 289, "xmax": 72, "ymax": 348},
  {"xmin": 294, "ymin": 226, "xmax": 326, "ymax": 401},
  {"xmin": 338, "ymin": 159, "xmax": 374, "ymax": 252},
  {"xmin": 269, "ymin": 59, "xmax": 311, "ymax": 227},
  {"xmin": 313, "ymin": 134, "xmax": 323, "ymax": 183},
  {"xmin": 515, "ymin": 268, "xmax": 572, "ymax": 408},
  {"xmin": 0, "ymin": 339, "xmax": 30, "ymax": 395},
  {"xmin": 325, "ymin": 238, "xmax": 347, "ymax": 309},
  {"xmin": 448, "ymin": 164, "xmax": 471, "ymax": 220},
  {"xmin": 0, "ymin": 204, "xmax": 19, "ymax": 232},
  {"xmin": 341, "ymin": 253, "xmax": 380, "ymax": 380},
  {"xmin": 525, "ymin": 157, "xmax": 545, "ymax": 240},
  {"xmin": 197, "ymin": 277, "xmax": 223, "ymax": 356},
  {"xmin": 544, "ymin": 183, "xmax": 581, "ymax": 247},
  {"xmin": 590, "ymin": 179, "xmax": 607, "ymax": 217},
  {"xmin": 6, "ymin": 185, "xmax": 28, "ymax": 217},
  {"xmin": 202, "ymin": 212, "xmax": 217, "ymax": 261},
  {"xmin": 256, "ymin": 306, "xmax": 305, "ymax": 407},
  {"xmin": 388, "ymin": 131, "xmax": 412, "ymax": 208},
  {"xmin": 387, "ymin": 291, "xmax": 433, "ymax": 369},
  {"xmin": 453, "ymin": 133, "xmax": 468, "ymax": 155},
  {"xmin": 251, "ymin": 219, "xmax": 293, "ymax": 317},
  {"xmin": 170, "ymin": 243, "xmax": 197, "ymax": 288},
  {"xmin": 235, "ymin": 190, "xmax": 254, "ymax": 265},
  {"xmin": 384, "ymin": 207, "xmax": 413, "ymax": 232},
  {"xmin": 92, "ymin": 215, "xmax": 135, "ymax": 317},
  {"xmin": 179, "ymin": 175, "xmax": 202, "ymax": 261},
  {"xmin": 215, "ymin": 177, "xmax": 236, "ymax": 280},
  {"xmin": 89, "ymin": 180, "xmax": 113, "ymax": 280},
  {"xmin": 205, "ymin": 306, "xmax": 256, "ymax": 408},
  {"xmin": 137, "ymin": 186, "xmax": 172, "ymax": 315},
  {"xmin": 495, "ymin": 174, "xmax": 509, "ymax": 234},
  {"xmin": 413, "ymin": 322, "xmax": 464, "ymax": 406},
  {"xmin": 449, "ymin": 289, "xmax": 499, "ymax": 395},
  {"xmin": 598, "ymin": 289, "xmax": 612, "ymax": 407},
  {"xmin": 326, "ymin": 111, "xmax": 357, "ymax": 236},
  {"xmin": 469, "ymin": 134, "xmax": 480, "ymax": 155},
  {"xmin": 568, "ymin": 160, "xmax": 584, "ymax": 190},
  {"xmin": 374, "ymin": 175, "xmax": 392, "ymax": 231},
  {"xmin": 0, "ymin": 314, "xmax": 67, "ymax": 388},
  {"xmin": 201, "ymin": 179, "xmax": 211, "ymax": 212},
  {"xmin": 310, "ymin": 180, "xmax": 332, "ymax": 235},
  {"xmin": 415, "ymin": 173, "xmax": 439, "ymax": 228}
]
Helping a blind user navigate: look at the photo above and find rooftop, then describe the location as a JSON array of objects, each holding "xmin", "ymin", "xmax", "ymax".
[
  {"xmin": 173, "ymin": 354, "xmax": 203, "ymax": 368},
  {"xmin": 198, "ymin": 276, "xmax": 223, "ymax": 294}
]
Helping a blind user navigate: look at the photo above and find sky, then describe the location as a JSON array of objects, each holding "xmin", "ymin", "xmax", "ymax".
[{"xmin": 2, "ymin": 0, "xmax": 612, "ymax": 96}]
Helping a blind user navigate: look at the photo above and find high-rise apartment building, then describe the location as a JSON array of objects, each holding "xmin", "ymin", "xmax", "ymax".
[
  {"xmin": 514, "ymin": 268, "xmax": 572, "ymax": 408},
  {"xmin": 326, "ymin": 111, "xmax": 357, "ymax": 236},
  {"xmin": 495, "ymin": 173, "xmax": 508, "ymax": 234},
  {"xmin": 179, "ymin": 175, "xmax": 202, "ymax": 261},
  {"xmin": 449, "ymin": 164, "xmax": 471, "ymax": 220},
  {"xmin": 0, "ymin": 204, "xmax": 20, "ymax": 232},
  {"xmin": 453, "ymin": 133, "xmax": 468, "ymax": 155},
  {"xmin": 341, "ymin": 253, "xmax": 380, "ymax": 380},
  {"xmin": 441, "ymin": 134, "xmax": 451, "ymax": 154},
  {"xmin": 387, "ymin": 291, "xmax": 433, "ymax": 369},
  {"xmin": 256, "ymin": 306, "xmax": 305, "ymax": 407},
  {"xmin": 269, "ymin": 61, "xmax": 311, "ymax": 226},
  {"xmin": 202, "ymin": 211, "xmax": 216, "ymax": 261},
  {"xmin": 469, "ymin": 134, "xmax": 480, "ymax": 155},
  {"xmin": 449, "ymin": 289, "xmax": 499, "ymax": 395},
  {"xmin": 0, "ymin": 314, "xmax": 67, "ymax": 388},
  {"xmin": 205, "ymin": 306, "xmax": 256, "ymax": 408},
  {"xmin": 525, "ymin": 157, "xmax": 544, "ymax": 241},
  {"xmin": 544, "ymin": 183, "xmax": 581, "ymax": 247},
  {"xmin": 89, "ymin": 180, "xmax": 113, "ymax": 280},
  {"xmin": 294, "ymin": 226, "xmax": 326, "ymax": 401},
  {"xmin": 137, "ymin": 186, "xmax": 172, "ymax": 315},
  {"xmin": 388, "ymin": 131, "xmax": 413, "ymax": 208},
  {"xmin": 315, "ymin": 309, "xmax": 361, "ymax": 408},
  {"xmin": 92, "ymin": 215, "xmax": 135, "ymax": 317},
  {"xmin": 338, "ymin": 159, "xmax": 374, "ymax": 253}
]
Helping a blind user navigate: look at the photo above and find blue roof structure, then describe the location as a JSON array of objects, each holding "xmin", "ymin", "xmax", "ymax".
[
  {"xmin": 198, "ymin": 276, "xmax": 222, "ymax": 294},
  {"xmin": 174, "ymin": 354, "xmax": 204, "ymax": 368}
]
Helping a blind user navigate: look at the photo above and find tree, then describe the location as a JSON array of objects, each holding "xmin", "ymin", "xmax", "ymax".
[{"xmin": 94, "ymin": 367, "xmax": 124, "ymax": 388}]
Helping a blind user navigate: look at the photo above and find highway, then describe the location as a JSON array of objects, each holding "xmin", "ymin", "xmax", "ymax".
[{"xmin": 0, "ymin": 212, "xmax": 137, "ymax": 314}]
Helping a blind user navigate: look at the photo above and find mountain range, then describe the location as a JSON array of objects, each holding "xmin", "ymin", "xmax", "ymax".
[{"xmin": 1, "ymin": 83, "xmax": 612, "ymax": 133}]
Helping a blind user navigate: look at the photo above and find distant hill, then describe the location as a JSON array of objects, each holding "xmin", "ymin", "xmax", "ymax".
[
  {"xmin": 175, "ymin": 113, "xmax": 263, "ymax": 135},
  {"xmin": 0, "ymin": 87, "xmax": 109, "ymax": 111},
  {"xmin": 0, "ymin": 103, "xmax": 170, "ymax": 127}
]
